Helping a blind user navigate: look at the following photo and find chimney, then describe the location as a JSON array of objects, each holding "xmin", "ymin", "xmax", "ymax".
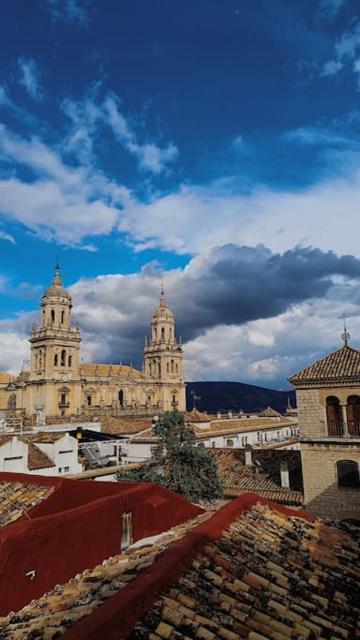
[
  {"xmin": 217, "ymin": 412, "xmax": 221, "ymax": 419},
  {"xmin": 228, "ymin": 411, "xmax": 233, "ymax": 419},
  {"xmin": 280, "ymin": 460, "xmax": 290, "ymax": 488},
  {"xmin": 245, "ymin": 446, "xmax": 252, "ymax": 466}
]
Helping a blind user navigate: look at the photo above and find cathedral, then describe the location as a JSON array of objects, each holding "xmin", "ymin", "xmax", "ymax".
[{"xmin": 2, "ymin": 265, "xmax": 185, "ymax": 421}]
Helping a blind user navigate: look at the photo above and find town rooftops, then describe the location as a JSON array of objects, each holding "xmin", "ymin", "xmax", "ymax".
[
  {"xmin": 186, "ymin": 408, "xmax": 210, "ymax": 423},
  {"xmin": 210, "ymin": 448, "xmax": 303, "ymax": 506},
  {"xmin": 288, "ymin": 344, "xmax": 360, "ymax": 387},
  {"xmin": 257, "ymin": 406, "xmax": 283, "ymax": 418},
  {"xmin": 1, "ymin": 494, "xmax": 359, "ymax": 640}
]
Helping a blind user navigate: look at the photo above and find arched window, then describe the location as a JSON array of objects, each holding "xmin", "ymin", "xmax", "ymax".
[
  {"xmin": 346, "ymin": 396, "xmax": 360, "ymax": 437},
  {"xmin": 54, "ymin": 354, "xmax": 58, "ymax": 367},
  {"xmin": 161, "ymin": 327, "xmax": 165, "ymax": 340},
  {"xmin": 118, "ymin": 389, "xmax": 124, "ymax": 407},
  {"xmin": 337, "ymin": 460, "xmax": 360, "ymax": 487},
  {"xmin": 326, "ymin": 396, "xmax": 343, "ymax": 436},
  {"xmin": 166, "ymin": 362, "xmax": 169, "ymax": 374},
  {"xmin": 170, "ymin": 359, "xmax": 174, "ymax": 374},
  {"xmin": 61, "ymin": 310, "xmax": 65, "ymax": 324},
  {"xmin": 51, "ymin": 309, "xmax": 55, "ymax": 323},
  {"xmin": 61, "ymin": 349, "xmax": 66, "ymax": 367},
  {"xmin": 68, "ymin": 355, "xmax": 72, "ymax": 367},
  {"xmin": 175, "ymin": 363, "xmax": 179, "ymax": 374},
  {"xmin": 154, "ymin": 327, "xmax": 157, "ymax": 340}
]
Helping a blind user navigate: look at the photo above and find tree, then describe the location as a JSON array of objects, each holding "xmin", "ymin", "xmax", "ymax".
[{"xmin": 117, "ymin": 411, "xmax": 223, "ymax": 502}]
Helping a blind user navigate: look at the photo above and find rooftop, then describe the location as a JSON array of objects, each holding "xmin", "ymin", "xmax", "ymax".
[
  {"xmin": 289, "ymin": 344, "xmax": 360, "ymax": 387},
  {"xmin": 1, "ymin": 495, "xmax": 359, "ymax": 639},
  {"xmin": 0, "ymin": 481, "xmax": 53, "ymax": 527},
  {"xmin": 80, "ymin": 363, "xmax": 144, "ymax": 380},
  {"xmin": 210, "ymin": 448, "xmax": 303, "ymax": 506}
]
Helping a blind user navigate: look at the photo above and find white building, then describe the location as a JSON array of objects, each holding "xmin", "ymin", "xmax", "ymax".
[{"xmin": 0, "ymin": 433, "xmax": 82, "ymax": 476}]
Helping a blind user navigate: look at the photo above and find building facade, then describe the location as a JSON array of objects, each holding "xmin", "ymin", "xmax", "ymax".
[
  {"xmin": 289, "ymin": 334, "xmax": 360, "ymax": 520},
  {"xmin": 4, "ymin": 265, "xmax": 185, "ymax": 420}
]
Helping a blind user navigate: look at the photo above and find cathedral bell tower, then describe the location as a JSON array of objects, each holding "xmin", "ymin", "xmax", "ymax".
[
  {"xmin": 28, "ymin": 263, "xmax": 81, "ymax": 417},
  {"xmin": 144, "ymin": 288, "xmax": 185, "ymax": 412}
]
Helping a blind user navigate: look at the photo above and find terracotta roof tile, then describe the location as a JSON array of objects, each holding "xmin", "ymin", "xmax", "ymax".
[
  {"xmin": 3, "ymin": 501, "xmax": 359, "ymax": 638},
  {"xmin": 0, "ymin": 481, "xmax": 53, "ymax": 527},
  {"xmin": 210, "ymin": 449, "xmax": 303, "ymax": 505},
  {"xmin": 289, "ymin": 344, "xmax": 360, "ymax": 386},
  {"xmin": 26, "ymin": 442, "xmax": 56, "ymax": 470}
]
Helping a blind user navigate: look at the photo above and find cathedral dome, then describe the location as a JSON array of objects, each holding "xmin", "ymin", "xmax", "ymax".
[
  {"xmin": 42, "ymin": 264, "xmax": 71, "ymax": 300},
  {"xmin": 152, "ymin": 290, "xmax": 174, "ymax": 320}
]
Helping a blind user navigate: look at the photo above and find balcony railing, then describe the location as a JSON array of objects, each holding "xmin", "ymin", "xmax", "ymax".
[
  {"xmin": 327, "ymin": 420, "xmax": 360, "ymax": 437},
  {"xmin": 327, "ymin": 420, "xmax": 344, "ymax": 437},
  {"xmin": 347, "ymin": 420, "xmax": 360, "ymax": 437}
]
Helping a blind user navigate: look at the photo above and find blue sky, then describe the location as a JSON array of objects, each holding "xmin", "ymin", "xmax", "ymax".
[{"xmin": 0, "ymin": 0, "xmax": 360, "ymax": 387}]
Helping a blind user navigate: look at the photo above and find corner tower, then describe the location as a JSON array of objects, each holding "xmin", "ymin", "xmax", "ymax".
[
  {"xmin": 144, "ymin": 288, "xmax": 185, "ymax": 412},
  {"xmin": 28, "ymin": 263, "xmax": 81, "ymax": 417}
]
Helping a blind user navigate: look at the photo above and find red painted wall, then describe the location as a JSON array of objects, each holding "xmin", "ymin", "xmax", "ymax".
[
  {"xmin": 64, "ymin": 493, "xmax": 316, "ymax": 640},
  {"xmin": 0, "ymin": 472, "xmax": 202, "ymax": 614}
]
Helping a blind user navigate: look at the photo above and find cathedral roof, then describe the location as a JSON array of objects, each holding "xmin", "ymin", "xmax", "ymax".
[
  {"xmin": 80, "ymin": 363, "xmax": 144, "ymax": 379},
  {"xmin": 42, "ymin": 263, "xmax": 71, "ymax": 300},
  {"xmin": 288, "ymin": 344, "xmax": 360, "ymax": 387},
  {"xmin": 0, "ymin": 372, "xmax": 15, "ymax": 384}
]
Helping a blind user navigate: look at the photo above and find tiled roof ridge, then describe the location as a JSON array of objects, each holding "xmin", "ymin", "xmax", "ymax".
[
  {"xmin": 62, "ymin": 494, "xmax": 315, "ymax": 640},
  {"xmin": 288, "ymin": 343, "xmax": 360, "ymax": 384}
]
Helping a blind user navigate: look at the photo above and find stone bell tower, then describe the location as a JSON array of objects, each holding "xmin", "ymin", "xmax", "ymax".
[
  {"xmin": 144, "ymin": 288, "xmax": 186, "ymax": 412},
  {"xmin": 27, "ymin": 263, "xmax": 81, "ymax": 417}
]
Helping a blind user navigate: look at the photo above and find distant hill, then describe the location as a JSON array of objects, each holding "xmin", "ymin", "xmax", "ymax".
[{"xmin": 186, "ymin": 381, "xmax": 296, "ymax": 414}]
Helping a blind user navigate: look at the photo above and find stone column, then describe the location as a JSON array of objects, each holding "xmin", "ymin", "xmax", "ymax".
[{"xmin": 340, "ymin": 403, "xmax": 349, "ymax": 437}]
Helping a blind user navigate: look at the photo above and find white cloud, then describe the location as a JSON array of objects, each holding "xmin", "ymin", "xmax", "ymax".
[
  {"xmin": 319, "ymin": 0, "xmax": 345, "ymax": 21},
  {"xmin": 321, "ymin": 19, "xmax": 360, "ymax": 81},
  {"xmin": 321, "ymin": 60, "xmax": 344, "ymax": 76},
  {"xmin": 0, "ymin": 124, "xmax": 129, "ymax": 245},
  {"xmin": 18, "ymin": 58, "xmax": 43, "ymax": 102},
  {"xmin": 119, "ymin": 171, "xmax": 360, "ymax": 258},
  {"xmin": 104, "ymin": 95, "xmax": 178, "ymax": 174},
  {"xmin": 0, "ymin": 230, "xmax": 15, "ymax": 244},
  {"xmin": 44, "ymin": 0, "xmax": 90, "ymax": 27}
]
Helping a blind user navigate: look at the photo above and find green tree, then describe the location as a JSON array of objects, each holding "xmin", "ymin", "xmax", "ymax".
[{"xmin": 117, "ymin": 411, "xmax": 223, "ymax": 502}]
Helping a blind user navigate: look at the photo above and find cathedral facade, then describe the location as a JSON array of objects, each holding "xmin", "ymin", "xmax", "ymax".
[{"xmin": 4, "ymin": 265, "xmax": 186, "ymax": 420}]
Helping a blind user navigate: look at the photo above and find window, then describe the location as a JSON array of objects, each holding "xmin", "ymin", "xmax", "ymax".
[
  {"xmin": 64, "ymin": 466, "xmax": 70, "ymax": 473},
  {"xmin": 197, "ymin": 442, "xmax": 205, "ymax": 448},
  {"xmin": 337, "ymin": 460, "xmax": 360, "ymax": 488},
  {"xmin": 226, "ymin": 439, "xmax": 234, "ymax": 447},
  {"xmin": 60, "ymin": 393, "xmax": 67, "ymax": 405},
  {"xmin": 68, "ymin": 355, "xmax": 72, "ymax": 367},
  {"xmin": 346, "ymin": 396, "xmax": 360, "ymax": 437},
  {"xmin": 118, "ymin": 389, "xmax": 124, "ymax": 407},
  {"xmin": 326, "ymin": 396, "xmax": 343, "ymax": 436},
  {"xmin": 61, "ymin": 310, "xmax": 65, "ymax": 324},
  {"xmin": 87, "ymin": 395, "xmax": 92, "ymax": 406},
  {"xmin": 121, "ymin": 511, "xmax": 133, "ymax": 550},
  {"xmin": 61, "ymin": 349, "xmax": 66, "ymax": 367},
  {"xmin": 170, "ymin": 359, "xmax": 174, "ymax": 374},
  {"xmin": 54, "ymin": 354, "xmax": 58, "ymax": 366},
  {"xmin": 161, "ymin": 327, "xmax": 165, "ymax": 340},
  {"xmin": 51, "ymin": 309, "xmax": 55, "ymax": 323}
]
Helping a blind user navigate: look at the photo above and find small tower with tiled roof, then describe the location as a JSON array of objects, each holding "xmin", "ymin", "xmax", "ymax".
[
  {"xmin": 288, "ymin": 329, "xmax": 360, "ymax": 521},
  {"xmin": 144, "ymin": 287, "xmax": 185, "ymax": 411}
]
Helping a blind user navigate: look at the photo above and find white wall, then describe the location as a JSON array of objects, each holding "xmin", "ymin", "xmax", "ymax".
[{"xmin": 36, "ymin": 434, "xmax": 82, "ymax": 475}]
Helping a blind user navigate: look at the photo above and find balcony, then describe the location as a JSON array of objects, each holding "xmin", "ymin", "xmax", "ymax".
[
  {"xmin": 327, "ymin": 420, "xmax": 360, "ymax": 438},
  {"xmin": 327, "ymin": 420, "xmax": 344, "ymax": 437},
  {"xmin": 58, "ymin": 401, "xmax": 70, "ymax": 408}
]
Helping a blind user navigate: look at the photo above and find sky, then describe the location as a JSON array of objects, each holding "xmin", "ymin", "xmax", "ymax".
[{"xmin": 0, "ymin": 0, "xmax": 359, "ymax": 388}]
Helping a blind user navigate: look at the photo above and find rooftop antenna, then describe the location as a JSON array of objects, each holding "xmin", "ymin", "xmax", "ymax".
[{"xmin": 340, "ymin": 313, "xmax": 351, "ymax": 347}]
